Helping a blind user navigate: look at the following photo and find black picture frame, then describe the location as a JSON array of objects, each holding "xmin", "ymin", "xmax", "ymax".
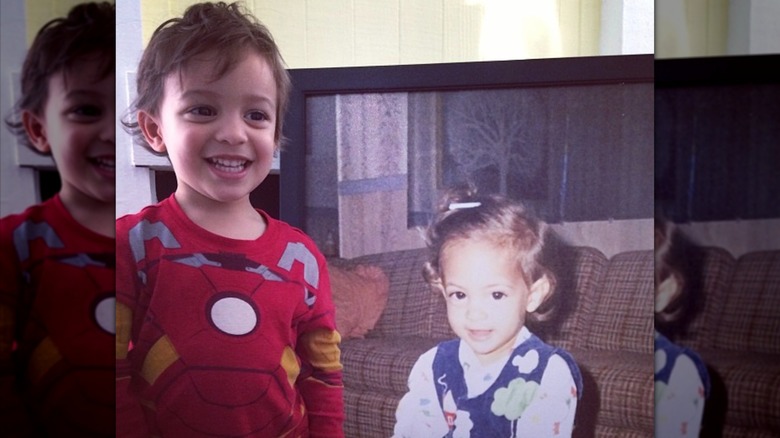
[
  {"xmin": 655, "ymin": 54, "xmax": 780, "ymax": 222},
  {"xmin": 281, "ymin": 54, "xmax": 654, "ymax": 230}
]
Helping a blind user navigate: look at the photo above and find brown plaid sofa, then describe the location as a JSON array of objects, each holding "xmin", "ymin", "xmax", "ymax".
[
  {"xmin": 671, "ymin": 248, "xmax": 780, "ymax": 438},
  {"xmin": 335, "ymin": 245, "xmax": 655, "ymax": 437}
]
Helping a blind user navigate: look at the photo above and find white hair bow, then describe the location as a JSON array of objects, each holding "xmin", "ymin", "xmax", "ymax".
[{"xmin": 448, "ymin": 202, "xmax": 481, "ymax": 210}]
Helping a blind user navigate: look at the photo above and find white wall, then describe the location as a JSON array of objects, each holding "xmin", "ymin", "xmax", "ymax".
[
  {"xmin": 728, "ymin": 0, "xmax": 780, "ymax": 55},
  {"xmin": 601, "ymin": 0, "xmax": 654, "ymax": 55},
  {"xmin": 0, "ymin": 0, "xmax": 104, "ymax": 217},
  {"xmin": 116, "ymin": 0, "xmax": 155, "ymax": 219},
  {"xmin": 0, "ymin": 0, "xmax": 38, "ymax": 217}
]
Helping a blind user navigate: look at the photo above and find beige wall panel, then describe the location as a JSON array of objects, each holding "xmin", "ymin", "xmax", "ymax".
[
  {"xmin": 656, "ymin": 0, "xmax": 690, "ymax": 57},
  {"xmin": 478, "ymin": 0, "xmax": 563, "ymax": 60},
  {"xmin": 305, "ymin": 0, "xmax": 354, "ymax": 67},
  {"xmin": 25, "ymin": 0, "xmax": 87, "ymax": 45},
  {"xmin": 657, "ymin": 0, "xmax": 729, "ymax": 58},
  {"xmin": 140, "ymin": 0, "xmax": 178, "ymax": 46},
  {"xmin": 705, "ymin": 0, "xmax": 729, "ymax": 55},
  {"xmin": 685, "ymin": 0, "xmax": 729, "ymax": 56},
  {"xmin": 684, "ymin": 0, "xmax": 710, "ymax": 56},
  {"xmin": 578, "ymin": 0, "xmax": 602, "ymax": 56},
  {"xmin": 399, "ymin": 0, "xmax": 444, "ymax": 64},
  {"xmin": 353, "ymin": 0, "xmax": 400, "ymax": 65},
  {"xmin": 441, "ymin": 1, "xmax": 482, "ymax": 63},
  {"xmin": 253, "ymin": 0, "xmax": 308, "ymax": 68},
  {"xmin": 558, "ymin": 0, "xmax": 580, "ymax": 57},
  {"xmin": 137, "ymin": 0, "xmax": 614, "ymax": 66}
]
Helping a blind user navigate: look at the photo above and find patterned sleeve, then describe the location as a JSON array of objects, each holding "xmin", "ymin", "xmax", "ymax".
[
  {"xmin": 393, "ymin": 347, "xmax": 448, "ymax": 438},
  {"xmin": 295, "ymin": 252, "xmax": 345, "ymax": 437},
  {"xmin": 655, "ymin": 353, "xmax": 706, "ymax": 437},
  {"xmin": 516, "ymin": 353, "xmax": 579, "ymax": 437}
]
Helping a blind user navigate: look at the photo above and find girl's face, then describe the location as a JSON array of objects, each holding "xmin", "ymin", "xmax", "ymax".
[
  {"xmin": 25, "ymin": 57, "xmax": 115, "ymax": 205},
  {"xmin": 439, "ymin": 237, "xmax": 549, "ymax": 366},
  {"xmin": 139, "ymin": 50, "xmax": 277, "ymax": 210}
]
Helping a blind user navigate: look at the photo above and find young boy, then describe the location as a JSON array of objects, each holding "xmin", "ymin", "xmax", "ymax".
[
  {"xmin": 0, "ymin": 3, "xmax": 116, "ymax": 436},
  {"xmin": 116, "ymin": 3, "xmax": 344, "ymax": 437}
]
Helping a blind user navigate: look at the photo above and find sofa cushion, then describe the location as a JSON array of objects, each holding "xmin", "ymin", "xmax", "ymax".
[
  {"xmin": 329, "ymin": 263, "xmax": 389, "ymax": 339},
  {"xmin": 535, "ymin": 246, "xmax": 608, "ymax": 350},
  {"xmin": 713, "ymin": 251, "xmax": 780, "ymax": 354},
  {"xmin": 569, "ymin": 349, "xmax": 654, "ymax": 434},
  {"xmin": 698, "ymin": 349, "xmax": 780, "ymax": 434},
  {"xmin": 672, "ymin": 246, "xmax": 735, "ymax": 350},
  {"xmin": 346, "ymin": 249, "xmax": 454, "ymax": 339},
  {"xmin": 341, "ymin": 336, "xmax": 442, "ymax": 394},
  {"xmin": 585, "ymin": 425, "xmax": 653, "ymax": 438},
  {"xmin": 344, "ymin": 389, "xmax": 400, "ymax": 438},
  {"xmin": 578, "ymin": 250, "xmax": 654, "ymax": 353}
]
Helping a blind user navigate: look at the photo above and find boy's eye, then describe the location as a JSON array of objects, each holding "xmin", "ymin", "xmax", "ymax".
[
  {"xmin": 491, "ymin": 291, "xmax": 507, "ymax": 300},
  {"xmin": 186, "ymin": 106, "xmax": 216, "ymax": 117},
  {"xmin": 68, "ymin": 105, "xmax": 102, "ymax": 120},
  {"xmin": 245, "ymin": 110, "xmax": 269, "ymax": 122}
]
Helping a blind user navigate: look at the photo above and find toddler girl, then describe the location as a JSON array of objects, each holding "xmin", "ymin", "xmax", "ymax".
[
  {"xmin": 654, "ymin": 218, "xmax": 709, "ymax": 436},
  {"xmin": 394, "ymin": 191, "xmax": 582, "ymax": 437}
]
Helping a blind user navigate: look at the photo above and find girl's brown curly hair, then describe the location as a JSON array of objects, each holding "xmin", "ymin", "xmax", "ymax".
[{"xmin": 422, "ymin": 187, "xmax": 557, "ymax": 322}]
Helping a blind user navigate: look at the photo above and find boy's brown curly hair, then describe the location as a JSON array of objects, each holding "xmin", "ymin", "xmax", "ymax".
[
  {"xmin": 4, "ymin": 2, "xmax": 115, "ymax": 153},
  {"xmin": 123, "ymin": 1, "xmax": 291, "ymax": 153}
]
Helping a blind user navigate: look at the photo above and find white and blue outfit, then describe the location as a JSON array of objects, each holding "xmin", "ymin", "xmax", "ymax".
[
  {"xmin": 654, "ymin": 331, "xmax": 709, "ymax": 437},
  {"xmin": 394, "ymin": 327, "xmax": 582, "ymax": 437}
]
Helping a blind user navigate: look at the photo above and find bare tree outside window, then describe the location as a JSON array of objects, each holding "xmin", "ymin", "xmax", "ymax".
[{"xmin": 442, "ymin": 89, "xmax": 547, "ymax": 199}]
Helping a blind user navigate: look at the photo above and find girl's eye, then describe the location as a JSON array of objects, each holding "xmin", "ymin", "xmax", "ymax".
[
  {"xmin": 449, "ymin": 291, "xmax": 466, "ymax": 300},
  {"xmin": 491, "ymin": 291, "xmax": 507, "ymax": 300}
]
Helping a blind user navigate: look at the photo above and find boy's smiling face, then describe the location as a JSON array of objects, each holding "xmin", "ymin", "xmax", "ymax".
[
  {"xmin": 140, "ymin": 50, "xmax": 278, "ymax": 209},
  {"xmin": 24, "ymin": 56, "xmax": 115, "ymax": 205}
]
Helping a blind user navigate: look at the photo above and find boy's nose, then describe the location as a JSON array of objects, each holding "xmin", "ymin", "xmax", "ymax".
[
  {"xmin": 101, "ymin": 108, "xmax": 115, "ymax": 143},
  {"xmin": 216, "ymin": 116, "xmax": 248, "ymax": 145}
]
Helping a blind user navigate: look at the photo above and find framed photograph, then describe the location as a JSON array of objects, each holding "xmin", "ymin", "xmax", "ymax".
[
  {"xmin": 655, "ymin": 54, "xmax": 780, "ymax": 222},
  {"xmin": 282, "ymin": 55, "xmax": 653, "ymax": 258}
]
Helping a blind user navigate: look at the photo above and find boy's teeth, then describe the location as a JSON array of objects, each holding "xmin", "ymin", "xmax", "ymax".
[
  {"xmin": 210, "ymin": 158, "xmax": 248, "ymax": 172},
  {"xmin": 94, "ymin": 157, "xmax": 115, "ymax": 168},
  {"xmin": 212, "ymin": 158, "xmax": 245, "ymax": 166}
]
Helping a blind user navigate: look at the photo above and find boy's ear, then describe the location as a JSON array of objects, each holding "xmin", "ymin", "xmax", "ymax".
[
  {"xmin": 656, "ymin": 272, "xmax": 683, "ymax": 313},
  {"xmin": 137, "ymin": 110, "xmax": 167, "ymax": 153},
  {"xmin": 526, "ymin": 276, "xmax": 551, "ymax": 313},
  {"xmin": 21, "ymin": 111, "xmax": 51, "ymax": 154}
]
